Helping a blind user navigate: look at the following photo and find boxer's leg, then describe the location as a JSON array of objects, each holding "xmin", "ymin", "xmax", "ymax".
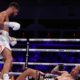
[
  {"xmin": 16, "ymin": 68, "xmax": 44, "ymax": 80},
  {"xmin": 0, "ymin": 48, "xmax": 13, "ymax": 79},
  {"xmin": 16, "ymin": 68, "xmax": 30, "ymax": 80}
]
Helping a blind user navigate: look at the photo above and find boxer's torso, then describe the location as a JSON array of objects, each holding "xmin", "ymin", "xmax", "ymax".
[
  {"xmin": 56, "ymin": 73, "xmax": 74, "ymax": 80},
  {"xmin": 0, "ymin": 11, "xmax": 9, "ymax": 32}
]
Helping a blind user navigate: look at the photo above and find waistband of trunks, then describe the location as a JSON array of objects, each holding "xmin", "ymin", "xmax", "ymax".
[{"xmin": 0, "ymin": 30, "xmax": 9, "ymax": 36}]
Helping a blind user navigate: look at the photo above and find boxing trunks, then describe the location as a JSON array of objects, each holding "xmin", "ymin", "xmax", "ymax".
[{"xmin": 0, "ymin": 30, "xmax": 11, "ymax": 54}]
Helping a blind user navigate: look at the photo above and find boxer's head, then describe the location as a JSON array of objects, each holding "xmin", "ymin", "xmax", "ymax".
[{"xmin": 8, "ymin": 2, "xmax": 20, "ymax": 16}]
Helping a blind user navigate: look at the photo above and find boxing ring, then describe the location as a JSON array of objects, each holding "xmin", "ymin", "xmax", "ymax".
[{"xmin": 0, "ymin": 38, "xmax": 80, "ymax": 76}]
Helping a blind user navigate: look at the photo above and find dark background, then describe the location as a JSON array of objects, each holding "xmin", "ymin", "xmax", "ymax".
[
  {"xmin": 0, "ymin": 0, "xmax": 80, "ymax": 77},
  {"xmin": 0, "ymin": 0, "xmax": 80, "ymax": 38}
]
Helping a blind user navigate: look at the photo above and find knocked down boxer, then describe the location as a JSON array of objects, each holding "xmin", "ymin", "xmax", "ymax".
[
  {"xmin": 9, "ymin": 66, "xmax": 80, "ymax": 80},
  {"xmin": 0, "ymin": 2, "xmax": 20, "ymax": 80},
  {"xmin": 51, "ymin": 65, "xmax": 80, "ymax": 80}
]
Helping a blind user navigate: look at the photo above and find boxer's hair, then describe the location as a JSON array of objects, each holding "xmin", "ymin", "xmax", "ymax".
[{"xmin": 9, "ymin": 2, "xmax": 20, "ymax": 10}]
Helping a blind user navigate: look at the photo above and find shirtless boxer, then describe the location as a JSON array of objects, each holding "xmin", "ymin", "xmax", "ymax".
[
  {"xmin": 8, "ymin": 66, "xmax": 79, "ymax": 80},
  {"xmin": 51, "ymin": 66, "xmax": 80, "ymax": 80},
  {"xmin": 9, "ymin": 66, "xmax": 80, "ymax": 80},
  {"xmin": 0, "ymin": 2, "xmax": 20, "ymax": 80}
]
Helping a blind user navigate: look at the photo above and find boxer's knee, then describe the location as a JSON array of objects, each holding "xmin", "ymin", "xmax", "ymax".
[
  {"xmin": 5, "ymin": 55, "xmax": 13, "ymax": 62},
  {"xmin": 5, "ymin": 54, "xmax": 13, "ymax": 64},
  {"xmin": 2, "ymin": 48, "xmax": 13, "ymax": 62}
]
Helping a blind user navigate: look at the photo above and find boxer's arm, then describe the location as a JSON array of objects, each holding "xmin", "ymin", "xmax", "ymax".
[
  {"xmin": 70, "ymin": 66, "xmax": 80, "ymax": 78},
  {"xmin": 4, "ymin": 16, "xmax": 20, "ymax": 30},
  {"xmin": 51, "ymin": 70, "xmax": 68, "ymax": 75},
  {"xmin": 16, "ymin": 68, "xmax": 31, "ymax": 80},
  {"xmin": 4, "ymin": 22, "xmax": 20, "ymax": 30},
  {"xmin": 16, "ymin": 68, "xmax": 44, "ymax": 80}
]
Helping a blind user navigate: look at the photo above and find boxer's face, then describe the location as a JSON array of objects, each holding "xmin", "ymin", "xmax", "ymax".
[
  {"xmin": 9, "ymin": 7, "xmax": 19, "ymax": 16},
  {"xmin": 12, "ymin": 7, "xmax": 19, "ymax": 16}
]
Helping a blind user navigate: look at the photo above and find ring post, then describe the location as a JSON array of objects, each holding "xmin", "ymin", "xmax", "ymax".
[
  {"xmin": 25, "ymin": 39, "xmax": 29, "ymax": 68},
  {"xmin": 25, "ymin": 39, "xmax": 29, "ymax": 80}
]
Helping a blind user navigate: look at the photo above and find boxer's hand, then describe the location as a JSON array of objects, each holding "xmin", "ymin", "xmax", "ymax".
[
  {"xmin": 71, "ymin": 66, "xmax": 80, "ymax": 77},
  {"xmin": 9, "ymin": 37, "xmax": 17, "ymax": 46},
  {"xmin": 4, "ymin": 22, "xmax": 20, "ymax": 30}
]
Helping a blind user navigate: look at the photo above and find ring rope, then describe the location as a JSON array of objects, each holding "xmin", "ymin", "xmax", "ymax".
[
  {"xmin": 29, "ymin": 49, "xmax": 80, "ymax": 52},
  {"xmin": 9, "ymin": 72, "xmax": 22, "ymax": 75},
  {"xmin": 28, "ymin": 62, "xmax": 80, "ymax": 66},
  {"xmin": 0, "ymin": 61, "xmax": 79, "ymax": 66},
  {"xmin": 16, "ymin": 38, "xmax": 80, "ymax": 42},
  {"xmin": 0, "ymin": 72, "xmax": 22, "ymax": 75},
  {"xmin": 12, "ymin": 48, "xmax": 26, "ymax": 51},
  {"xmin": 0, "ymin": 61, "xmax": 25, "ymax": 65},
  {"xmin": 29, "ymin": 38, "xmax": 80, "ymax": 42},
  {"xmin": 12, "ymin": 48, "xmax": 80, "ymax": 52},
  {"xmin": 16, "ymin": 38, "xmax": 27, "ymax": 41}
]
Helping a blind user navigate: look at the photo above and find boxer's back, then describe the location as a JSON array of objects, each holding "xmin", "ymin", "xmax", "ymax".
[{"xmin": 0, "ymin": 11, "xmax": 9, "ymax": 32}]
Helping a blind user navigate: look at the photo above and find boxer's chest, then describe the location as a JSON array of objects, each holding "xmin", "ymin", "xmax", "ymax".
[{"xmin": 57, "ymin": 76, "xmax": 74, "ymax": 80}]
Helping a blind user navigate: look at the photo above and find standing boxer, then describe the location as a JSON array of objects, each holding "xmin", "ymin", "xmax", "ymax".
[{"xmin": 0, "ymin": 2, "xmax": 20, "ymax": 80}]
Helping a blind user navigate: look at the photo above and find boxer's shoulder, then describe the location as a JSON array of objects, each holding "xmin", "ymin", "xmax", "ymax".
[
  {"xmin": 0, "ymin": 11, "xmax": 8, "ymax": 23},
  {"xmin": 0, "ymin": 11, "xmax": 5, "ymax": 15},
  {"xmin": 0, "ymin": 11, "xmax": 7, "ymax": 18}
]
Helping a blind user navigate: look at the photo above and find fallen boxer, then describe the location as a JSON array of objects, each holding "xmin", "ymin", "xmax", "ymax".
[
  {"xmin": 9, "ymin": 66, "xmax": 80, "ymax": 80},
  {"xmin": 51, "ymin": 65, "xmax": 80, "ymax": 80}
]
